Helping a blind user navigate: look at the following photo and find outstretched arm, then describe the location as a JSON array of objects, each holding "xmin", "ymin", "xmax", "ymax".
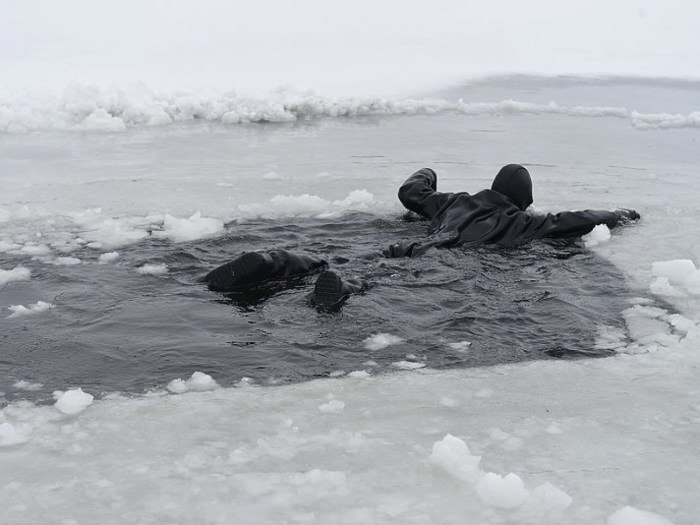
[
  {"xmin": 398, "ymin": 168, "xmax": 452, "ymax": 220},
  {"xmin": 531, "ymin": 208, "xmax": 640, "ymax": 239}
]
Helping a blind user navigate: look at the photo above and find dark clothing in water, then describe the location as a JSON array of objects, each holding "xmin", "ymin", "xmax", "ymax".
[{"xmin": 386, "ymin": 165, "xmax": 626, "ymax": 257}]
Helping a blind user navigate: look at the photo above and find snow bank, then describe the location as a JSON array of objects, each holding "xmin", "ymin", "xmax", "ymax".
[{"xmin": 2, "ymin": 83, "xmax": 698, "ymax": 133}]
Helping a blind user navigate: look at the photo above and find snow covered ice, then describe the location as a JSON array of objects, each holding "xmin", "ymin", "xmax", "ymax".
[{"xmin": 2, "ymin": 0, "xmax": 700, "ymax": 523}]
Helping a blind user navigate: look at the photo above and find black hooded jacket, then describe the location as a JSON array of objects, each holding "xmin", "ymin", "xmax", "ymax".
[{"xmin": 387, "ymin": 165, "xmax": 623, "ymax": 257}]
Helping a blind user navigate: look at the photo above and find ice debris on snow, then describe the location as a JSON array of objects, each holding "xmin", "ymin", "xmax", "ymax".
[
  {"xmin": 0, "ymin": 266, "xmax": 30, "ymax": 288},
  {"xmin": 318, "ymin": 400, "xmax": 345, "ymax": 414},
  {"xmin": 136, "ymin": 263, "xmax": 169, "ymax": 275},
  {"xmin": 0, "ymin": 422, "xmax": 27, "ymax": 447},
  {"xmin": 650, "ymin": 259, "xmax": 700, "ymax": 296},
  {"xmin": 607, "ymin": 505, "xmax": 675, "ymax": 525},
  {"xmin": 476, "ymin": 472, "xmax": 530, "ymax": 509},
  {"xmin": 7, "ymin": 301, "xmax": 53, "ymax": 318},
  {"xmin": 430, "ymin": 434, "xmax": 571, "ymax": 512},
  {"xmin": 53, "ymin": 388, "xmax": 94, "ymax": 416},
  {"xmin": 583, "ymin": 224, "xmax": 611, "ymax": 247},
  {"xmin": 167, "ymin": 372, "xmax": 220, "ymax": 394},
  {"xmin": 363, "ymin": 333, "xmax": 404, "ymax": 351}
]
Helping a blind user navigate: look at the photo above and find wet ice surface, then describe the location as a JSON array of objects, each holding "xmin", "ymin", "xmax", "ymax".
[{"xmin": 1, "ymin": 78, "xmax": 700, "ymax": 523}]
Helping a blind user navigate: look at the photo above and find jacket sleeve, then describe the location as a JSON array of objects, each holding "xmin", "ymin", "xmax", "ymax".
[
  {"xmin": 529, "ymin": 209, "xmax": 622, "ymax": 239},
  {"xmin": 398, "ymin": 168, "xmax": 452, "ymax": 220}
]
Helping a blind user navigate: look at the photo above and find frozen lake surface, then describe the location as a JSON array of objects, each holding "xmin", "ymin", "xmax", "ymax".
[{"xmin": 1, "ymin": 76, "xmax": 700, "ymax": 524}]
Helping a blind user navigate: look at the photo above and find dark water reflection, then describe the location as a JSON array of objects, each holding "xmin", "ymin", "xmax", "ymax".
[{"xmin": 1, "ymin": 214, "xmax": 638, "ymax": 402}]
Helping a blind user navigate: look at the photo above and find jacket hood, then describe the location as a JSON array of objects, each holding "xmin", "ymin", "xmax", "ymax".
[{"xmin": 491, "ymin": 164, "xmax": 533, "ymax": 211}]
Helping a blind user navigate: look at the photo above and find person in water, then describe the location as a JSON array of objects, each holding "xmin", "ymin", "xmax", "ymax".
[{"xmin": 203, "ymin": 164, "xmax": 640, "ymax": 308}]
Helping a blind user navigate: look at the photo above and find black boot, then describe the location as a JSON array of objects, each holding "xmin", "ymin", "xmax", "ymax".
[{"xmin": 311, "ymin": 271, "xmax": 365, "ymax": 309}]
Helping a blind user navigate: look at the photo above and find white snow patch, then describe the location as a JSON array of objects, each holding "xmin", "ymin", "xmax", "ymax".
[
  {"xmin": 53, "ymin": 388, "xmax": 94, "ymax": 416},
  {"xmin": 363, "ymin": 333, "xmax": 404, "ymax": 351},
  {"xmin": 0, "ymin": 266, "xmax": 31, "ymax": 288},
  {"xmin": 166, "ymin": 372, "xmax": 220, "ymax": 394},
  {"xmin": 607, "ymin": 506, "xmax": 675, "ymax": 525},
  {"xmin": 136, "ymin": 263, "xmax": 168, "ymax": 275},
  {"xmin": 7, "ymin": 301, "xmax": 54, "ymax": 318}
]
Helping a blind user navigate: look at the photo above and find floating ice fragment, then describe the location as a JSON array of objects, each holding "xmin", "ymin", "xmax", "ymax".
[
  {"xmin": 651, "ymin": 259, "xmax": 696, "ymax": 283},
  {"xmin": 53, "ymin": 388, "xmax": 94, "ymax": 416},
  {"xmin": 348, "ymin": 370, "xmax": 371, "ymax": 379},
  {"xmin": 476, "ymin": 472, "xmax": 529, "ymax": 509},
  {"xmin": 7, "ymin": 301, "xmax": 53, "ymax": 318},
  {"xmin": 391, "ymin": 360, "xmax": 426, "ymax": 370},
  {"xmin": 363, "ymin": 333, "xmax": 404, "ymax": 351},
  {"xmin": 0, "ymin": 422, "xmax": 27, "ymax": 447},
  {"xmin": 167, "ymin": 371, "xmax": 220, "ymax": 394},
  {"xmin": 98, "ymin": 252, "xmax": 120, "ymax": 263},
  {"xmin": 447, "ymin": 341, "xmax": 472, "ymax": 351},
  {"xmin": 136, "ymin": 263, "xmax": 168, "ymax": 275},
  {"xmin": 0, "ymin": 266, "xmax": 30, "ymax": 288},
  {"xmin": 318, "ymin": 400, "xmax": 345, "ymax": 414},
  {"xmin": 13, "ymin": 380, "xmax": 43, "ymax": 391},
  {"xmin": 583, "ymin": 224, "xmax": 611, "ymax": 247},
  {"xmin": 607, "ymin": 506, "xmax": 675, "ymax": 525},
  {"xmin": 430, "ymin": 434, "xmax": 482, "ymax": 483},
  {"xmin": 154, "ymin": 212, "xmax": 224, "ymax": 242}
]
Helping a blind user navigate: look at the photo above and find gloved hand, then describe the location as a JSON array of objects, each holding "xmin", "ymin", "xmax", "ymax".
[{"xmin": 614, "ymin": 208, "xmax": 641, "ymax": 223}]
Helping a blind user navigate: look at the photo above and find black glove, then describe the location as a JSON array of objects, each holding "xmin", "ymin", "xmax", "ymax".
[{"xmin": 614, "ymin": 208, "xmax": 641, "ymax": 223}]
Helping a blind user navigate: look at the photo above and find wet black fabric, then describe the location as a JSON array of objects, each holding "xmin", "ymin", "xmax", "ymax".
[{"xmin": 389, "ymin": 166, "xmax": 622, "ymax": 257}]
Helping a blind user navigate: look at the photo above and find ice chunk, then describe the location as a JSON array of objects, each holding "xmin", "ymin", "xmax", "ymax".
[
  {"xmin": 136, "ymin": 263, "xmax": 168, "ymax": 275},
  {"xmin": 430, "ymin": 434, "xmax": 482, "ymax": 483},
  {"xmin": 0, "ymin": 422, "xmax": 27, "ymax": 447},
  {"xmin": 363, "ymin": 333, "xmax": 404, "ymax": 351},
  {"xmin": 527, "ymin": 481, "xmax": 572, "ymax": 511},
  {"xmin": 7, "ymin": 301, "xmax": 53, "ymax": 318},
  {"xmin": 154, "ymin": 212, "xmax": 224, "ymax": 243},
  {"xmin": 348, "ymin": 370, "xmax": 371, "ymax": 379},
  {"xmin": 53, "ymin": 388, "xmax": 94, "ymax": 415},
  {"xmin": 13, "ymin": 380, "xmax": 43, "ymax": 391},
  {"xmin": 651, "ymin": 259, "xmax": 696, "ymax": 283},
  {"xmin": 583, "ymin": 224, "xmax": 611, "ymax": 247},
  {"xmin": 0, "ymin": 266, "xmax": 30, "ymax": 288},
  {"xmin": 98, "ymin": 252, "xmax": 120, "ymax": 263},
  {"xmin": 333, "ymin": 189, "xmax": 375, "ymax": 208},
  {"xmin": 167, "ymin": 371, "xmax": 220, "ymax": 394},
  {"xmin": 447, "ymin": 341, "xmax": 472, "ymax": 351},
  {"xmin": 391, "ymin": 361, "xmax": 426, "ymax": 370},
  {"xmin": 476, "ymin": 472, "xmax": 529, "ymax": 509},
  {"xmin": 607, "ymin": 506, "xmax": 675, "ymax": 525},
  {"xmin": 318, "ymin": 400, "xmax": 345, "ymax": 414}
]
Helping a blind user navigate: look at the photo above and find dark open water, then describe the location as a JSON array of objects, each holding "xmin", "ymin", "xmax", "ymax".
[{"xmin": 1, "ymin": 213, "xmax": 643, "ymax": 402}]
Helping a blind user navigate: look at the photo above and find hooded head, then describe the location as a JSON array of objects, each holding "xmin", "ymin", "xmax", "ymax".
[{"xmin": 491, "ymin": 164, "xmax": 533, "ymax": 211}]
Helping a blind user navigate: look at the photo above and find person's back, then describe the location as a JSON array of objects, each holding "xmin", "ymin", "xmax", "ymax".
[{"xmin": 388, "ymin": 164, "xmax": 639, "ymax": 257}]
